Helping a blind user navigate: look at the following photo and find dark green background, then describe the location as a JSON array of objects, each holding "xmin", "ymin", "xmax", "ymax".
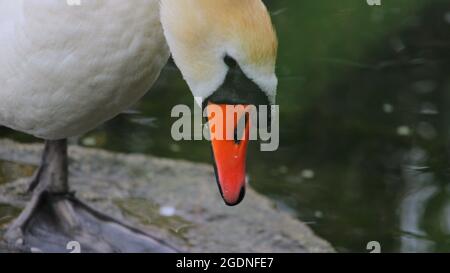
[{"xmin": 1, "ymin": 0, "xmax": 450, "ymax": 252}]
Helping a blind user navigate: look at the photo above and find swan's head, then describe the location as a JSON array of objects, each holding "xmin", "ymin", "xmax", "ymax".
[{"xmin": 161, "ymin": 0, "xmax": 278, "ymax": 206}]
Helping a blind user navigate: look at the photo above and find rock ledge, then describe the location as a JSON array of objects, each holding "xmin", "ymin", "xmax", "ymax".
[{"xmin": 0, "ymin": 139, "xmax": 333, "ymax": 253}]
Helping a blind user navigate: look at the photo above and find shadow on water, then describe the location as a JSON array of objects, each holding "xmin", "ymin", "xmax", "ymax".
[{"xmin": 1, "ymin": 0, "xmax": 450, "ymax": 252}]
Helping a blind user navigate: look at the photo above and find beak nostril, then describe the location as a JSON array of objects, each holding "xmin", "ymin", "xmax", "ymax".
[
  {"xmin": 234, "ymin": 112, "xmax": 250, "ymax": 145},
  {"xmin": 234, "ymin": 127, "xmax": 240, "ymax": 145}
]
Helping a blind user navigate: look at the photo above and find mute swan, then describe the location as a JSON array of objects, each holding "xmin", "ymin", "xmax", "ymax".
[{"xmin": 0, "ymin": 0, "xmax": 278, "ymax": 252}]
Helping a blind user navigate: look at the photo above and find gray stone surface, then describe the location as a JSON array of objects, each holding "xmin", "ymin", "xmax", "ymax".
[{"xmin": 0, "ymin": 139, "xmax": 334, "ymax": 253}]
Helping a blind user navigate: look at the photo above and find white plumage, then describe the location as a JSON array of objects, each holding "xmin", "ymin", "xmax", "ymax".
[
  {"xmin": 0, "ymin": 0, "xmax": 169, "ymax": 139},
  {"xmin": 0, "ymin": 1, "xmax": 279, "ymax": 249}
]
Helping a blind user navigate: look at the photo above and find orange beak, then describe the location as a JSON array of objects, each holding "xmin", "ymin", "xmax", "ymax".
[{"xmin": 207, "ymin": 103, "xmax": 250, "ymax": 206}]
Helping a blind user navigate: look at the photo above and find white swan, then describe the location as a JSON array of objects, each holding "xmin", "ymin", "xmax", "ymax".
[{"xmin": 0, "ymin": 0, "xmax": 278, "ymax": 252}]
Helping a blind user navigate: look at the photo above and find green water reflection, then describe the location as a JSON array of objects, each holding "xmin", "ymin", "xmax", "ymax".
[{"xmin": 1, "ymin": 0, "xmax": 450, "ymax": 252}]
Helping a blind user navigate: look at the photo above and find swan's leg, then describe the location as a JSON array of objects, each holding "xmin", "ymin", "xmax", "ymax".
[
  {"xmin": 27, "ymin": 162, "xmax": 43, "ymax": 192},
  {"xmin": 5, "ymin": 140, "xmax": 69, "ymax": 243},
  {"xmin": 5, "ymin": 140, "xmax": 176, "ymax": 253},
  {"xmin": 32, "ymin": 139, "xmax": 69, "ymax": 192},
  {"xmin": 27, "ymin": 139, "xmax": 66, "ymax": 192}
]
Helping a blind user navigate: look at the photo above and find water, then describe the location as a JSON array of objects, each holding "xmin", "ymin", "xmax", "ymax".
[{"xmin": 1, "ymin": 0, "xmax": 450, "ymax": 252}]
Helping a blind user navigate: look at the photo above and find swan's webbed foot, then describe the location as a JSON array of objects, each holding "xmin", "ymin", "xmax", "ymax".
[
  {"xmin": 4, "ymin": 139, "xmax": 176, "ymax": 253},
  {"xmin": 5, "ymin": 191, "xmax": 176, "ymax": 253}
]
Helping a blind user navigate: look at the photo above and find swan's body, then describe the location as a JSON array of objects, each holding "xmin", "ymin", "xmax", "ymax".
[
  {"xmin": 0, "ymin": 0, "xmax": 169, "ymax": 139},
  {"xmin": 0, "ymin": 0, "xmax": 278, "ymax": 252}
]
